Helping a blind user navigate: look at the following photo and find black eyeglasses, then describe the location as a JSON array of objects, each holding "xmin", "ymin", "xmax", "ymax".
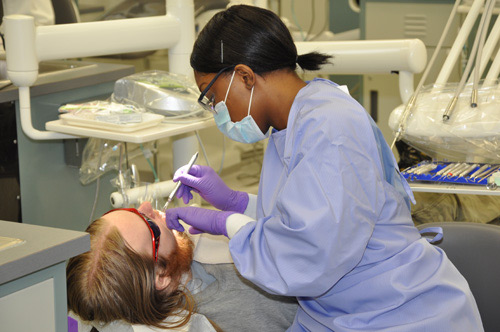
[
  {"xmin": 197, "ymin": 66, "xmax": 234, "ymax": 114},
  {"xmin": 104, "ymin": 208, "xmax": 161, "ymax": 262}
]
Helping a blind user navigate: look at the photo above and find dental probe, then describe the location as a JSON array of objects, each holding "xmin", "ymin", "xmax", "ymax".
[{"xmin": 163, "ymin": 151, "xmax": 199, "ymax": 210}]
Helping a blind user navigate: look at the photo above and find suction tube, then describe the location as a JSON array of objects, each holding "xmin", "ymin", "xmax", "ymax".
[{"xmin": 110, "ymin": 180, "xmax": 176, "ymax": 208}]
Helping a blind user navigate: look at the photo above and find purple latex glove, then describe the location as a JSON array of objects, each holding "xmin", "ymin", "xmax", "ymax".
[
  {"xmin": 165, "ymin": 206, "xmax": 235, "ymax": 237},
  {"xmin": 174, "ymin": 165, "xmax": 249, "ymax": 213}
]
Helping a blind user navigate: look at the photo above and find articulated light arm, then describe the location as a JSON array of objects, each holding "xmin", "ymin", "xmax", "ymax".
[
  {"xmin": 37, "ymin": 16, "xmax": 181, "ymax": 61},
  {"xmin": 295, "ymin": 39, "xmax": 427, "ymax": 103},
  {"xmin": 3, "ymin": 0, "xmax": 193, "ymax": 140}
]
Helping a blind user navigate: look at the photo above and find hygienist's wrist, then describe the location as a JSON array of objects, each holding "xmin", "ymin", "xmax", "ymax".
[
  {"xmin": 226, "ymin": 213, "xmax": 255, "ymax": 239},
  {"xmin": 243, "ymin": 194, "xmax": 257, "ymax": 219}
]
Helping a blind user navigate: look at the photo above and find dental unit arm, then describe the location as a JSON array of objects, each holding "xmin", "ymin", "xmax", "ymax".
[{"xmin": 295, "ymin": 39, "xmax": 427, "ymax": 104}]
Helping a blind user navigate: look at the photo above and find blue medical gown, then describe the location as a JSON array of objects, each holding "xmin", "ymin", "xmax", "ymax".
[{"xmin": 228, "ymin": 78, "xmax": 483, "ymax": 331}]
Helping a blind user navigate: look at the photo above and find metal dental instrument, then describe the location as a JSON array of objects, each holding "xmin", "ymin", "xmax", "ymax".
[
  {"xmin": 471, "ymin": 164, "xmax": 490, "ymax": 179},
  {"xmin": 449, "ymin": 163, "xmax": 470, "ymax": 177},
  {"xmin": 403, "ymin": 166, "xmax": 415, "ymax": 174},
  {"xmin": 456, "ymin": 164, "xmax": 474, "ymax": 177},
  {"xmin": 405, "ymin": 162, "xmax": 432, "ymax": 174},
  {"xmin": 437, "ymin": 163, "xmax": 463, "ymax": 180},
  {"xmin": 163, "ymin": 151, "xmax": 199, "ymax": 210},
  {"xmin": 406, "ymin": 164, "xmax": 426, "ymax": 174},
  {"xmin": 435, "ymin": 163, "xmax": 455, "ymax": 177},
  {"xmin": 434, "ymin": 164, "xmax": 456, "ymax": 180},
  {"xmin": 415, "ymin": 164, "xmax": 438, "ymax": 175},
  {"xmin": 444, "ymin": 163, "xmax": 465, "ymax": 177},
  {"xmin": 477, "ymin": 166, "xmax": 500, "ymax": 182},
  {"xmin": 458, "ymin": 163, "xmax": 479, "ymax": 178},
  {"xmin": 414, "ymin": 166, "xmax": 428, "ymax": 175},
  {"xmin": 474, "ymin": 166, "xmax": 496, "ymax": 180}
]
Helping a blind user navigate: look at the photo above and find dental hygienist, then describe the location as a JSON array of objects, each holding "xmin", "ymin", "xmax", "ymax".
[{"xmin": 165, "ymin": 5, "xmax": 483, "ymax": 332}]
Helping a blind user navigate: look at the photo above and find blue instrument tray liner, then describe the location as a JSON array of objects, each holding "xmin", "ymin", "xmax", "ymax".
[{"xmin": 401, "ymin": 162, "xmax": 500, "ymax": 186}]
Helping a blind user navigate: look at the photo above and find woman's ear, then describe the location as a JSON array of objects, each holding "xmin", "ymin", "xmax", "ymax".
[
  {"xmin": 234, "ymin": 64, "xmax": 256, "ymax": 89},
  {"xmin": 155, "ymin": 273, "xmax": 171, "ymax": 291}
]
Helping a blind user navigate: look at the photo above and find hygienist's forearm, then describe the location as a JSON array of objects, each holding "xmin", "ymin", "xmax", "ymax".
[
  {"xmin": 243, "ymin": 193, "xmax": 258, "ymax": 219},
  {"xmin": 226, "ymin": 213, "xmax": 255, "ymax": 238}
]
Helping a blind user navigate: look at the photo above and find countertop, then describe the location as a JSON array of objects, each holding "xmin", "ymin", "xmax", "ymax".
[
  {"xmin": 0, "ymin": 60, "xmax": 135, "ymax": 103},
  {"xmin": 0, "ymin": 220, "xmax": 89, "ymax": 284}
]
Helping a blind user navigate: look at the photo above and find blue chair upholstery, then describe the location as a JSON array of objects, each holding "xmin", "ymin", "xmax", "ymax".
[{"xmin": 417, "ymin": 222, "xmax": 500, "ymax": 332}]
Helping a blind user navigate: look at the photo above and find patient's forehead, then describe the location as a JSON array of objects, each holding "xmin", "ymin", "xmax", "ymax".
[{"xmin": 102, "ymin": 210, "xmax": 153, "ymax": 257}]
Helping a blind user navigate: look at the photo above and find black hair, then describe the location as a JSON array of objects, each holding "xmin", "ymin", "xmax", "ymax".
[{"xmin": 190, "ymin": 5, "xmax": 331, "ymax": 74}]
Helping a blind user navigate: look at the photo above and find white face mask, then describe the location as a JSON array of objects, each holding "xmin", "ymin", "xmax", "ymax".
[{"xmin": 213, "ymin": 71, "xmax": 269, "ymax": 144}]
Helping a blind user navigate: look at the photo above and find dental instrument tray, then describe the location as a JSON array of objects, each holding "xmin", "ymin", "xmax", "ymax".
[
  {"xmin": 60, "ymin": 112, "xmax": 164, "ymax": 132},
  {"xmin": 111, "ymin": 70, "xmax": 211, "ymax": 123},
  {"xmin": 58, "ymin": 101, "xmax": 164, "ymax": 133},
  {"xmin": 401, "ymin": 162, "xmax": 500, "ymax": 186}
]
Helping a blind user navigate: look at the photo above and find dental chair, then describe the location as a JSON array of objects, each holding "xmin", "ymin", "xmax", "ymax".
[{"xmin": 417, "ymin": 222, "xmax": 500, "ymax": 332}]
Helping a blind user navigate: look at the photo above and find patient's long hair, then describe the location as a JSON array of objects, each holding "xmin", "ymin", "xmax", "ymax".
[{"xmin": 66, "ymin": 218, "xmax": 195, "ymax": 329}]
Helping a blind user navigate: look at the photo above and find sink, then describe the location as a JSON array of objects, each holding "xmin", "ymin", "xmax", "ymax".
[{"xmin": 0, "ymin": 60, "xmax": 98, "ymax": 88}]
